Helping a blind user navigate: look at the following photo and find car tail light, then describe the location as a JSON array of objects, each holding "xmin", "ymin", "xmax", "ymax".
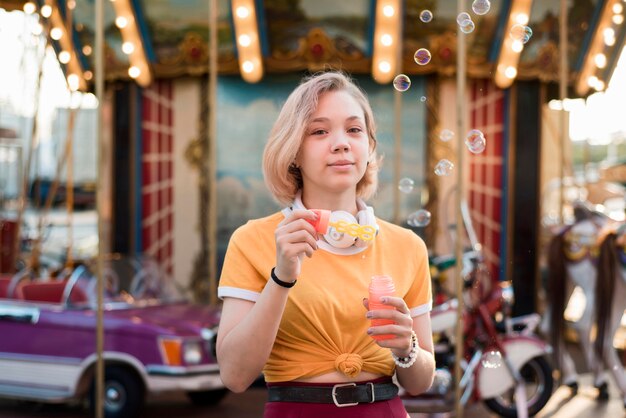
[{"xmin": 159, "ymin": 338, "xmax": 182, "ymax": 366}]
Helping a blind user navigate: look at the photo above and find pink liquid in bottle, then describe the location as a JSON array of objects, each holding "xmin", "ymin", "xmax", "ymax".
[{"xmin": 368, "ymin": 275, "xmax": 396, "ymax": 341}]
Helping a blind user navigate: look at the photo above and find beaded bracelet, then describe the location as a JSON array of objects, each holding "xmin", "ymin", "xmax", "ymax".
[{"xmin": 392, "ymin": 330, "xmax": 418, "ymax": 368}]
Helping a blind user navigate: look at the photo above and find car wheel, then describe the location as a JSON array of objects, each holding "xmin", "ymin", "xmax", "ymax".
[
  {"xmin": 90, "ymin": 366, "xmax": 145, "ymax": 418},
  {"xmin": 186, "ymin": 388, "xmax": 229, "ymax": 406}
]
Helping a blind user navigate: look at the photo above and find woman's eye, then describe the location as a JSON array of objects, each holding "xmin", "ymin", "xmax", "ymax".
[
  {"xmin": 348, "ymin": 127, "xmax": 363, "ymax": 133},
  {"xmin": 311, "ymin": 129, "xmax": 326, "ymax": 135}
]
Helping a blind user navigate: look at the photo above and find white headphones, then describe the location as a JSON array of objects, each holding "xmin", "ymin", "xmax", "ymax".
[{"xmin": 282, "ymin": 191, "xmax": 379, "ymax": 252}]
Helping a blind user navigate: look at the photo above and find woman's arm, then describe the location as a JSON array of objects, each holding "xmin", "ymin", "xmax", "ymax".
[
  {"xmin": 365, "ymin": 299, "xmax": 435, "ymax": 396},
  {"xmin": 395, "ymin": 314, "xmax": 435, "ymax": 395},
  {"xmin": 216, "ymin": 209, "xmax": 319, "ymax": 393},
  {"xmin": 216, "ymin": 281, "xmax": 291, "ymax": 393}
]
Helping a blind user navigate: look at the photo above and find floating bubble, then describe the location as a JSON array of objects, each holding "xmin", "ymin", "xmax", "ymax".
[
  {"xmin": 439, "ymin": 129, "xmax": 454, "ymax": 142},
  {"xmin": 414, "ymin": 48, "xmax": 432, "ymax": 65},
  {"xmin": 407, "ymin": 209, "xmax": 432, "ymax": 227},
  {"xmin": 481, "ymin": 350, "xmax": 503, "ymax": 369},
  {"xmin": 465, "ymin": 129, "xmax": 486, "ymax": 154},
  {"xmin": 420, "ymin": 96, "xmax": 427, "ymax": 102},
  {"xmin": 419, "ymin": 9, "xmax": 433, "ymax": 23},
  {"xmin": 472, "ymin": 0, "xmax": 491, "ymax": 15},
  {"xmin": 393, "ymin": 74, "xmax": 411, "ymax": 92},
  {"xmin": 510, "ymin": 24, "xmax": 533, "ymax": 44},
  {"xmin": 523, "ymin": 26, "xmax": 533, "ymax": 43},
  {"xmin": 398, "ymin": 177, "xmax": 415, "ymax": 193},
  {"xmin": 456, "ymin": 12, "xmax": 471, "ymax": 25},
  {"xmin": 460, "ymin": 19, "xmax": 475, "ymax": 34},
  {"xmin": 434, "ymin": 159, "xmax": 454, "ymax": 176}
]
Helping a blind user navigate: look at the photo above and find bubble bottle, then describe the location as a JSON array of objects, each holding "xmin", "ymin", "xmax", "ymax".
[{"xmin": 368, "ymin": 275, "xmax": 396, "ymax": 341}]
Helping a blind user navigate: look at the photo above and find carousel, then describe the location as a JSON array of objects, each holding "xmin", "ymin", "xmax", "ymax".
[{"xmin": 0, "ymin": 0, "xmax": 625, "ymax": 417}]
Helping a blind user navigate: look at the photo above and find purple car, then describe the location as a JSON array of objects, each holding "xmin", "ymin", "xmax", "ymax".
[{"xmin": 0, "ymin": 258, "xmax": 225, "ymax": 418}]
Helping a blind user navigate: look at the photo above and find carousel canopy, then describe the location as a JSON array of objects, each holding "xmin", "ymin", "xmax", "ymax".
[{"xmin": 2, "ymin": 0, "xmax": 625, "ymax": 97}]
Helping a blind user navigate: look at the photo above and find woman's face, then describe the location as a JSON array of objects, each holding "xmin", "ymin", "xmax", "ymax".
[{"xmin": 295, "ymin": 90, "xmax": 370, "ymax": 197}]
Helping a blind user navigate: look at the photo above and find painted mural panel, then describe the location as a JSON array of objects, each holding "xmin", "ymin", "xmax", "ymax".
[
  {"xmin": 264, "ymin": 0, "xmax": 372, "ymax": 57},
  {"xmin": 215, "ymin": 74, "xmax": 427, "ymax": 273}
]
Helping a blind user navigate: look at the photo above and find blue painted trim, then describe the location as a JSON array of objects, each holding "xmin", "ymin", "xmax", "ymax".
[
  {"xmin": 574, "ymin": 0, "xmax": 605, "ymax": 72},
  {"xmin": 72, "ymin": 26, "xmax": 90, "ymax": 71},
  {"xmin": 227, "ymin": 1, "xmax": 238, "ymax": 59},
  {"xmin": 366, "ymin": 0, "xmax": 376, "ymax": 57},
  {"xmin": 131, "ymin": 0, "xmax": 157, "ymax": 62},
  {"xmin": 255, "ymin": 0, "xmax": 270, "ymax": 57},
  {"xmin": 489, "ymin": 0, "xmax": 512, "ymax": 63},
  {"xmin": 135, "ymin": 86, "xmax": 144, "ymax": 253},
  {"xmin": 499, "ymin": 88, "xmax": 511, "ymax": 281}
]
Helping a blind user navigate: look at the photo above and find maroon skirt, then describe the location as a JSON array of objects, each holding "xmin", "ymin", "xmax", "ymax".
[{"xmin": 264, "ymin": 377, "xmax": 409, "ymax": 418}]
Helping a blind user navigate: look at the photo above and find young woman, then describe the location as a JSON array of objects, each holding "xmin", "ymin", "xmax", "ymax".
[{"xmin": 217, "ymin": 71, "xmax": 435, "ymax": 418}]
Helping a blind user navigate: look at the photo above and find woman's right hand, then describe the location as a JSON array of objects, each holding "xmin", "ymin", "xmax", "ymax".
[{"xmin": 274, "ymin": 209, "xmax": 319, "ymax": 282}]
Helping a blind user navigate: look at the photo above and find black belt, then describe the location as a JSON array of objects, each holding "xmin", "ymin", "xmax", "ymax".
[{"xmin": 267, "ymin": 382, "xmax": 399, "ymax": 407}]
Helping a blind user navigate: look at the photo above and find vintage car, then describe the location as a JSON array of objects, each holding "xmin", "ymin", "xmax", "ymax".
[{"xmin": 0, "ymin": 257, "xmax": 225, "ymax": 418}]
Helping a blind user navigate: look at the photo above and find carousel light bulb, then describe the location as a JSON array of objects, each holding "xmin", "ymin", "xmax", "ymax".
[
  {"xmin": 50, "ymin": 27, "xmax": 63, "ymax": 40},
  {"xmin": 122, "ymin": 41, "xmax": 135, "ymax": 54},
  {"xmin": 381, "ymin": 34, "xmax": 393, "ymax": 46},
  {"xmin": 128, "ymin": 66, "xmax": 141, "ymax": 78},
  {"xmin": 511, "ymin": 39, "xmax": 523, "ymax": 53},
  {"xmin": 504, "ymin": 66, "xmax": 517, "ymax": 79},
  {"xmin": 514, "ymin": 13, "xmax": 529, "ymax": 25},
  {"xmin": 236, "ymin": 6, "xmax": 249, "ymax": 18},
  {"xmin": 238, "ymin": 34, "xmax": 251, "ymax": 47},
  {"xmin": 41, "ymin": 5, "xmax": 52, "ymax": 18},
  {"xmin": 67, "ymin": 0, "xmax": 76, "ymax": 10},
  {"xmin": 613, "ymin": 14, "xmax": 624, "ymax": 24},
  {"xmin": 67, "ymin": 74, "xmax": 80, "ymax": 91},
  {"xmin": 383, "ymin": 5, "xmax": 395, "ymax": 17},
  {"xmin": 242, "ymin": 60, "xmax": 254, "ymax": 73},
  {"xmin": 594, "ymin": 79, "xmax": 605, "ymax": 91},
  {"xmin": 587, "ymin": 75, "xmax": 599, "ymax": 87},
  {"xmin": 115, "ymin": 16, "xmax": 128, "ymax": 28},
  {"xmin": 58, "ymin": 51, "xmax": 71, "ymax": 64},
  {"xmin": 594, "ymin": 53, "xmax": 607, "ymax": 68},
  {"xmin": 84, "ymin": 71, "xmax": 93, "ymax": 80},
  {"xmin": 23, "ymin": 2, "xmax": 36, "ymax": 14},
  {"xmin": 378, "ymin": 61, "xmax": 391, "ymax": 73},
  {"xmin": 83, "ymin": 45, "xmax": 92, "ymax": 56},
  {"xmin": 613, "ymin": 3, "xmax": 623, "ymax": 14}
]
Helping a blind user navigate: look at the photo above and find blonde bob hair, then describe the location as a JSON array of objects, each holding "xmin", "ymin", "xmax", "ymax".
[{"xmin": 263, "ymin": 71, "xmax": 380, "ymax": 206}]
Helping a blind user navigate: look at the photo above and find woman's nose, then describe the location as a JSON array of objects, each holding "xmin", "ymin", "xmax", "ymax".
[{"xmin": 331, "ymin": 135, "xmax": 350, "ymax": 152}]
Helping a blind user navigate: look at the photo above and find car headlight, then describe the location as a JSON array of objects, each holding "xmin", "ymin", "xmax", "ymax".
[{"xmin": 183, "ymin": 341, "xmax": 203, "ymax": 365}]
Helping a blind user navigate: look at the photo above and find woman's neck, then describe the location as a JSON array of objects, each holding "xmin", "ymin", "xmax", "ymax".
[{"xmin": 300, "ymin": 189, "xmax": 359, "ymax": 216}]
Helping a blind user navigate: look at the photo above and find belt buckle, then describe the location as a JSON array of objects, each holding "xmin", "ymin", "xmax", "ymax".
[{"xmin": 331, "ymin": 383, "xmax": 358, "ymax": 407}]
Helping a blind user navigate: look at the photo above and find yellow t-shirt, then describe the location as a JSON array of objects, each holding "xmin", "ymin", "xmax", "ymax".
[{"xmin": 218, "ymin": 211, "xmax": 432, "ymax": 382}]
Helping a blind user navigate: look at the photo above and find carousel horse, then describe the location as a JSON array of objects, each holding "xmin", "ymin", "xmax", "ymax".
[
  {"xmin": 594, "ymin": 223, "xmax": 626, "ymax": 408},
  {"xmin": 544, "ymin": 203, "xmax": 609, "ymax": 397}
]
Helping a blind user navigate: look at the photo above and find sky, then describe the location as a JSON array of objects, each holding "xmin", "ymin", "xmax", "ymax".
[{"xmin": 0, "ymin": 7, "xmax": 625, "ymax": 145}]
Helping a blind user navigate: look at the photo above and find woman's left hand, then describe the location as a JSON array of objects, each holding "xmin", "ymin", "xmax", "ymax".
[{"xmin": 363, "ymin": 297, "xmax": 414, "ymax": 358}]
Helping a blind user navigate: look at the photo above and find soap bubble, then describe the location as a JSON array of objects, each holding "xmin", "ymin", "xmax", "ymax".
[
  {"xmin": 393, "ymin": 74, "xmax": 411, "ymax": 92},
  {"xmin": 456, "ymin": 12, "xmax": 471, "ymax": 25},
  {"xmin": 460, "ymin": 19, "xmax": 475, "ymax": 34},
  {"xmin": 420, "ymin": 96, "xmax": 427, "ymax": 102},
  {"xmin": 510, "ymin": 24, "xmax": 533, "ymax": 44},
  {"xmin": 419, "ymin": 10, "xmax": 433, "ymax": 23},
  {"xmin": 414, "ymin": 48, "xmax": 432, "ymax": 65},
  {"xmin": 407, "ymin": 209, "xmax": 432, "ymax": 227},
  {"xmin": 472, "ymin": 0, "xmax": 491, "ymax": 15},
  {"xmin": 398, "ymin": 177, "xmax": 415, "ymax": 193},
  {"xmin": 481, "ymin": 350, "xmax": 503, "ymax": 369},
  {"xmin": 439, "ymin": 129, "xmax": 454, "ymax": 142},
  {"xmin": 465, "ymin": 129, "xmax": 486, "ymax": 154},
  {"xmin": 434, "ymin": 159, "xmax": 454, "ymax": 176}
]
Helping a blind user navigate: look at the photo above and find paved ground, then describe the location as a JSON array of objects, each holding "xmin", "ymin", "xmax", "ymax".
[{"xmin": 0, "ymin": 373, "xmax": 624, "ymax": 418}]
